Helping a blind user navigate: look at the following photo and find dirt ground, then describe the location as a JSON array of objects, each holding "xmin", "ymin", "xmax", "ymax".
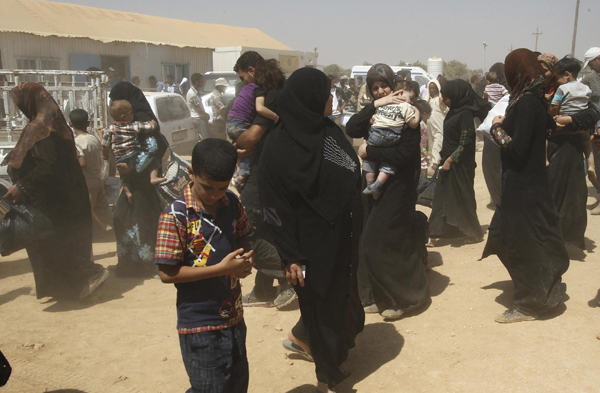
[{"xmin": 1, "ymin": 151, "xmax": 600, "ymax": 393}]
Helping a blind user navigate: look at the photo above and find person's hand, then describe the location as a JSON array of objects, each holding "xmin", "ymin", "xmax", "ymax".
[
  {"xmin": 116, "ymin": 162, "xmax": 133, "ymax": 175},
  {"xmin": 492, "ymin": 115, "xmax": 505, "ymax": 126},
  {"xmin": 220, "ymin": 248, "xmax": 254, "ymax": 278},
  {"xmin": 358, "ymin": 140, "xmax": 368, "ymax": 159},
  {"xmin": 3, "ymin": 185, "xmax": 23, "ymax": 204},
  {"xmin": 150, "ymin": 120, "xmax": 158, "ymax": 129},
  {"xmin": 554, "ymin": 115, "xmax": 572, "ymax": 126},
  {"xmin": 442, "ymin": 156, "xmax": 454, "ymax": 171},
  {"xmin": 233, "ymin": 143, "xmax": 254, "ymax": 159},
  {"xmin": 374, "ymin": 90, "xmax": 405, "ymax": 108},
  {"xmin": 284, "ymin": 261, "xmax": 305, "ymax": 287}
]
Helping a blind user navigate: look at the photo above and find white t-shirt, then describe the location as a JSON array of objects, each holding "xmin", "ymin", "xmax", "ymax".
[
  {"xmin": 75, "ymin": 132, "xmax": 103, "ymax": 189},
  {"xmin": 371, "ymin": 102, "xmax": 416, "ymax": 133},
  {"xmin": 331, "ymin": 88, "xmax": 341, "ymax": 117},
  {"xmin": 186, "ymin": 86, "xmax": 204, "ymax": 119}
]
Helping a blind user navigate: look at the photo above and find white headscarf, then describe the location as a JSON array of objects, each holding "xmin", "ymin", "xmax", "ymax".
[{"xmin": 424, "ymin": 79, "xmax": 442, "ymax": 102}]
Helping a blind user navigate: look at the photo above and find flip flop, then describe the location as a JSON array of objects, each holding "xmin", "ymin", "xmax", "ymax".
[{"xmin": 282, "ymin": 339, "xmax": 313, "ymax": 362}]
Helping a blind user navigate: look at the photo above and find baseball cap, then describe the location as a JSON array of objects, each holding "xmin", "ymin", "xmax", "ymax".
[
  {"xmin": 215, "ymin": 78, "xmax": 230, "ymax": 88},
  {"xmin": 340, "ymin": 75, "xmax": 349, "ymax": 80},
  {"xmin": 583, "ymin": 47, "xmax": 600, "ymax": 69}
]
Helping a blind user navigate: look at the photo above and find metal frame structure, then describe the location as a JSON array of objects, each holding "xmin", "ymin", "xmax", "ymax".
[{"xmin": 0, "ymin": 69, "xmax": 108, "ymax": 144}]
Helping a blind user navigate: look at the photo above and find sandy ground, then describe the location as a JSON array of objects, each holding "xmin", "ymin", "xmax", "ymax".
[{"xmin": 1, "ymin": 151, "xmax": 600, "ymax": 393}]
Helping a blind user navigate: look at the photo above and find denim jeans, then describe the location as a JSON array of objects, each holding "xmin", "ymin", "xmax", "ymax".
[
  {"xmin": 362, "ymin": 127, "xmax": 402, "ymax": 175},
  {"xmin": 179, "ymin": 321, "xmax": 249, "ymax": 393}
]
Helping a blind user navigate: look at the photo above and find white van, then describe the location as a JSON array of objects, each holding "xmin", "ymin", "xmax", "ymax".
[
  {"xmin": 350, "ymin": 65, "xmax": 434, "ymax": 88},
  {"xmin": 143, "ymin": 92, "xmax": 197, "ymax": 151}
]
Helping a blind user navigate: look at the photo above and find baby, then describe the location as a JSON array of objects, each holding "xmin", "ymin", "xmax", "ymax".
[
  {"xmin": 102, "ymin": 100, "xmax": 165, "ymax": 202},
  {"xmin": 363, "ymin": 80, "xmax": 421, "ymax": 199}
]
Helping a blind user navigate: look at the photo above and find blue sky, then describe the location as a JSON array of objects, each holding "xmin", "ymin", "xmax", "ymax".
[{"xmin": 56, "ymin": 0, "xmax": 598, "ymax": 70}]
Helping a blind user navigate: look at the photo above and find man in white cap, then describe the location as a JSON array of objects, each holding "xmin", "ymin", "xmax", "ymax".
[
  {"xmin": 208, "ymin": 77, "xmax": 230, "ymax": 139},
  {"xmin": 582, "ymin": 47, "xmax": 600, "ymax": 214},
  {"xmin": 582, "ymin": 47, "xmax": 600, "ymax": 106}
]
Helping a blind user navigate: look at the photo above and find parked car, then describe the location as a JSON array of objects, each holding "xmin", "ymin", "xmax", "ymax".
[{"xmin": 142, "ymin": 92, "xmax": 197, "ymax": 151}]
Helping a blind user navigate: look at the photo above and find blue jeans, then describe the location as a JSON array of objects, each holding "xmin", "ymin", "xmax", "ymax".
[
  {"xmin": 362, "ymin": 127, "xmax": 402, "ymax": 175},
  {"xmin": 179, "ymin": 321, "xmax": 249, "ymax": 393}
]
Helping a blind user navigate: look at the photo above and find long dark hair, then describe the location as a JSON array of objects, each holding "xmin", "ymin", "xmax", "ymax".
[{"xmin": 254, "ymin": 59, "xmax": 286, "ymax": 91}]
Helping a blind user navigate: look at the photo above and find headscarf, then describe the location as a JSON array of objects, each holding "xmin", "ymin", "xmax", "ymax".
[
  {"xmin": 504, "ymin": 48, "xmax": 546, "ymax": 111},
  {"xmin": 2, "ymin": 83, "xmax": 76, "ymax": 169},
  {"xmin": 424, "ymin": 79, "xmax": 442, "ymax": 101},
  {"xmin": 109, "ymin": 81, "xmax": 158, "ymax": 123},
  {"xmin": 537, "ymin": 52, "xmax": 558, "ymax": 99},
  {"xmin": 440, "ymin": 79, "xmax": 491, "ymax": 121},
  {"xmin": 538, "ymin": 53, "xmax": 558, "ymax": 73},
  {"xmin": 265, "ymin": 68, "xmax": 360, "ymax": 224},
  {"xmin": 366, "ymin": 64, "xmax": 396, "ymax": 99}
]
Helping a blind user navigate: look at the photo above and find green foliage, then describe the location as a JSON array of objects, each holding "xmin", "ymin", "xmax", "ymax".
[
  {"xmin": 412, "ymin": 60, "xmax": 427, "ymax": 70},
  {"xmin": 443, "ymin": 60, "xmax": 483, "ymax": 81},
  {"xmin": 323, "ymin": 64, "xmax": 351, "ymax": 78}
]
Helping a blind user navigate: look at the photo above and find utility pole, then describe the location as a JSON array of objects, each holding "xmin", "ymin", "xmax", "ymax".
[
  {"xmin": 571, "ymin": 0, "xmax": 581, "ymax": 57},
  {"xmin": 483, "ymin": 42, "xmax": 488, "ymax": 72},
  {"xmin": 532, "ymin": 26, "xmax": 542, "ymax": 51}
]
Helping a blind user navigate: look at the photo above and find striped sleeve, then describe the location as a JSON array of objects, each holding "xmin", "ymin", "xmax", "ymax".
[{"xmin": 155, "ymin": 211, "xmax": 186, "ymax": 265}]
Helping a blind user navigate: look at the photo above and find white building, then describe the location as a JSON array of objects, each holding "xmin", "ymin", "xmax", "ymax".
[{"xmin": 0, "ymin": 0, "xmax": 318, "ymax": 86}]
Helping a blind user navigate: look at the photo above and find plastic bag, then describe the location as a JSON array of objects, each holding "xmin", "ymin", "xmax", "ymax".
[
  {"xmin": 0, "ymin": 200, "xmax": 55, "ymax": 257},
  {"xmin": 156, "ymin": 151, "xmax": 191, "ymax": 205}
]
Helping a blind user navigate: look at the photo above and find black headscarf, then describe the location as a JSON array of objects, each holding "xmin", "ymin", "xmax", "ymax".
[
  {"xmin": 109, "ymin": 81, "xmax": 169, "ymax": 159},
  {"xmin": 109, "ymin": 82, "xmax": 158, "ymax": 123},
  {"xmin": 441, "ymin": 79, "xmax": 491, "ymax": 121},
  {"xmin": 266, "ymin": 68, "xmax": 360, "ymax": 224},
  {"xmin": 366, "ymin": 64, "xmax": 396, "ymax": 98}
]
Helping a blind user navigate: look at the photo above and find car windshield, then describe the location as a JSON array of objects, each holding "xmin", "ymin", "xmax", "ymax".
[{"xmin": 156, "ymin": 96, "xmax": 191, "ymax": 122}]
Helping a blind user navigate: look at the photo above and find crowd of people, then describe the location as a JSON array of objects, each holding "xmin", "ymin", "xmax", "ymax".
[{"xmin": 2, "ymin": 46, "xmax": 600, "ymax": 392}]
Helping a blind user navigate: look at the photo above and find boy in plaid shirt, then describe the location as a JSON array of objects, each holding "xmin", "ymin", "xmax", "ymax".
[
  {"xmin": 102, "ymin": 100, "xmax": 165, "ymax": 202},
  {"xmin": 156, "ymin": 139, "xmax": 254, "ymax": 393}
]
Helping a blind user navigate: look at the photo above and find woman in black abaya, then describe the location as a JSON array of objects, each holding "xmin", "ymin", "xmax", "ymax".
[
  {"xmin": 346, "ymin": 64, "xmax": 429, "ymax": 321},
  {"xmin": 109, "ymin": 82, "xmax": 168, "ymax": 277},
  {"xmin": 259, "ymin": 68, "xmax": 364, "ymax": 392},
  {"xmin": 429, "ymin": 79, "xmax": 490, "ymax": 242},
  {"xmin": 3, "ymin": 83, "xmax": 108, "ymax": 299},
  {"xmin": 483, "ymin": 48, "xmax": 569, "ymax": 323}
]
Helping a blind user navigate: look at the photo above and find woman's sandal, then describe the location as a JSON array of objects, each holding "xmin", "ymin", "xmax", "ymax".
[{"xmin": 282, "ymin": 338, "xmax": 314, "ymax": 362}]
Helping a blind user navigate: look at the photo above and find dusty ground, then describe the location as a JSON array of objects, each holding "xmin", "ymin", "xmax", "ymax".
[{"xmin": 1, "ymin": 151, "xmax": 600, "ymax": 393}]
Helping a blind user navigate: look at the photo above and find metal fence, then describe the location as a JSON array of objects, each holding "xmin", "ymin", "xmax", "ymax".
[{"xmin": 0, "ymin": 70, "xmax": 109, "ymax": 144}]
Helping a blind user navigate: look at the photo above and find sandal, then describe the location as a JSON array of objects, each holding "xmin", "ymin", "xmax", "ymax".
[{"xmin": 282, "ymin": 339, "xmax": 313, "ymax": 362}]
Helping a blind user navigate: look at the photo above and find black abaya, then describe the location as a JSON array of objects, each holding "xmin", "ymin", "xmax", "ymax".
[
  {"xmin": 483, "ymin": 95, "xmax": 569, "ymax": 315},
  {"xmin": 16, "ymin": 134, "xmax": 104, "ymax": 298},
  {"xmin": 429, "ymin": 110, "xmax": 483, "ymax": 239},
  {"xmin": 109, "ymin": 83, "xmax": 166, "ymax": 277},
  {"xmin": 547, "ymin": 133, "xmax": 588, "ymax": 249},
  {"xmin": 346, "ymin": 102, "xmax": 429, "ymax": 311}
]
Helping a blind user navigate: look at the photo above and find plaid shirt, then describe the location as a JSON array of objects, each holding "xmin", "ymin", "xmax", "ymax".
[
  {"xmin": 101, "ymin": 120, "xmax": 156, "ymax": 161},
  {"xmin": 155, "ymin": 184, "xmax": 250, "ymax": 333}
]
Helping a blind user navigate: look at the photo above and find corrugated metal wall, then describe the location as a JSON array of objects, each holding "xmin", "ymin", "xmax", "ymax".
[{"xmin": 0, "ymin": 32, "xmax": 212, "ymax": 83}]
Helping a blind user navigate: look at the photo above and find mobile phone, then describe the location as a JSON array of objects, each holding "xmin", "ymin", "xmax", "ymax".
[{"xmin": 593, "ymin": 134, "xmax": 600, "ymax": 140}]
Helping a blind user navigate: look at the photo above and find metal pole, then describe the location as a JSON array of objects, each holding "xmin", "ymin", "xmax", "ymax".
[
  {"xmin": 483, "ymin": 42, "xmax": 488, "ymax": 72},
  {"xmin": 571, "ymin": 0, "xmax": 581, "ymax": 57}
]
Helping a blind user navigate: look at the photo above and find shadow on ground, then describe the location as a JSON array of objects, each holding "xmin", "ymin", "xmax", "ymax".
[
  {"xmin": 0, "ymin": 258, "xmax": 32, "ymax": 280},
  {"xmin": 481, "ymin": 280, "xmax": 513, "ymax": 309},
  {"xmin": 41, "ymin": 265, "xmax": 148, "ymax": 313},
  {"xmin": 336, "ymin": 322, "xmax": 404, "ymax": 391},
  {"xmin": 44, "ymin": 390, "xmax": 88, "ymax": 393},
  {"xmin": 0, "ymin": 286, "xmax": 31, "ymax": 306}
]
